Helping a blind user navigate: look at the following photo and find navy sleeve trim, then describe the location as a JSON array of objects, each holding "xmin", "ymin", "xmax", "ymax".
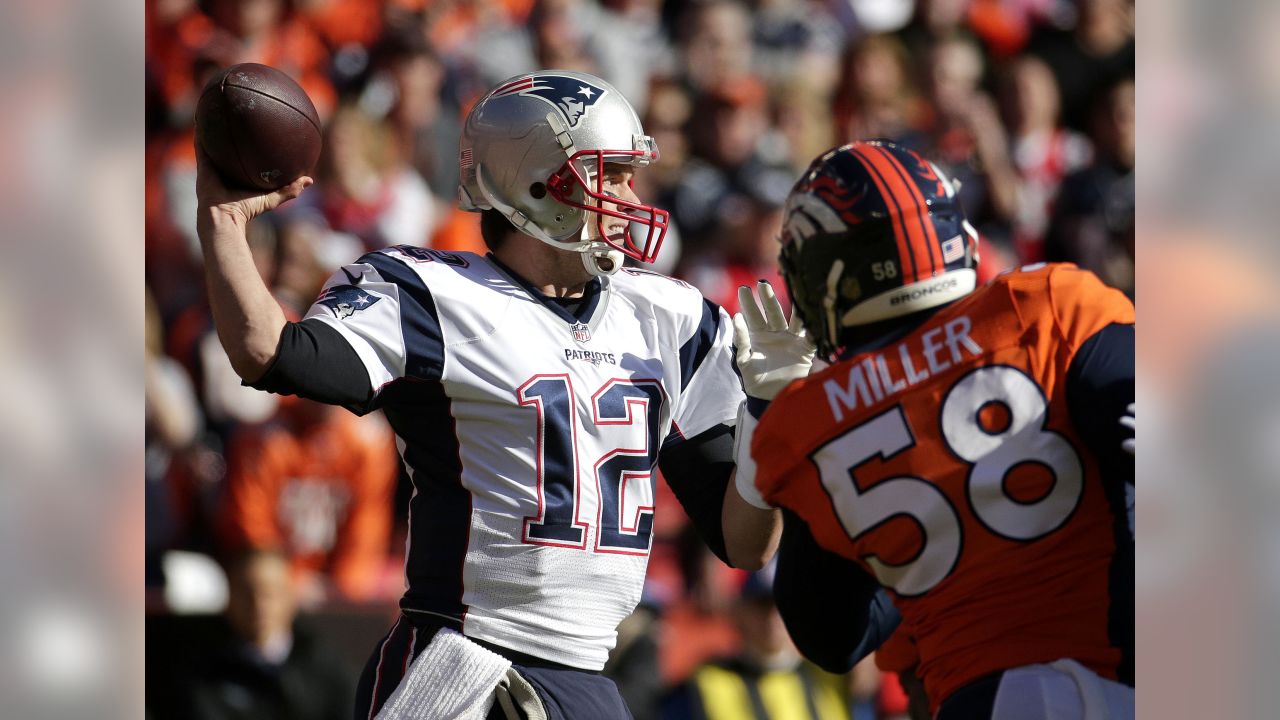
[
  {"xmin": 1065, "ymin": 322, "xmax": 1134, "ymax": 486},
  {"xmin": 1065, "ymin": 321, "xmax": 1135, "ymax": 685},
  {"xmin": 659, "ymin": 422, "xmax": 733, "ymax": 565},
  {"xmin": 249, "ymin": 319, "xmax": 375, "ymax": 415},
  {"xmin": 677, "ymin": 298, "xmax": 722, "ymax": 393},
  {"xmin": 362, "ymin": 251, "xmax": 446, "ymax": 382},
  {"xmin": 773, "ymin": 510, "xmax": 898, "ymax": 673}
]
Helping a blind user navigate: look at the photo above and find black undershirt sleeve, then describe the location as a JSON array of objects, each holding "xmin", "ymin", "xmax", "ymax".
[
  {"xmin": 773, "ymin": 509, "xmax": 900, "ymax": 673},
  {"xmin": 1065, "ymin": 322, "xmax": 1135, "ymax": 485},
  {"xmin": 658, "ymin": 424, "xmax": 734, "ymax": 566},
  {"xmin": 248, "ymin": 319, "xmax": 376, "ymax": 415}
]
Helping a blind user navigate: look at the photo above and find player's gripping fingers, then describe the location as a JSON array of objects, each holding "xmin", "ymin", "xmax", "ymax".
[
  {"xmin": 738, "ymin": 285, "xmax": 767, "ymax": 331},
  {"xmin": 195, "ymin": 140, "xmax": 312, "ymax": 222},
  {"xmin": 758, "ymin": 281, "xmax": 789, "ymax": 331},
  {"xmin": 266, "ymin": 176, "xmax": 314, "ymax": 210},
  {"xmin": 194, "ymin": 143, "xmax": 231, "ymax": 203}
]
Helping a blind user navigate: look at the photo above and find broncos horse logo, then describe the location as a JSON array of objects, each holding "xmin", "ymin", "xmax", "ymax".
[
  {"xmin": 317, "ymin": 285, "xmax": 382, "ymax": 320},
  {"xmin": 491, "ymin": 74, "xmax": 607, "ymax": 128}
]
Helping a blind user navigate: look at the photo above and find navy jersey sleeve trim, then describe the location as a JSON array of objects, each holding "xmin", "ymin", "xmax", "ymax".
[
  {"xmin": 659, "ymin": 422, "xmax": 733, "ymax": 565},
  {"xmin": 362, "ymin": 251, "xmax": 446, "ymax": 382},
  {"xmin": 774, "ymin": 510, "xmax": 899, "ymax": 673},
  {"xmin": 249, "ymin": 319, "xmax": 375, "ymax": 415},
  {"xmin": 1065, "ymin": 322, "xmax": 1134, "ymax": 486},
  {"xmin": 1065, "ymin": 321, "xmax": 1135, "ymax": 685},
  {"xmin": 678, "ymin": 298, "xmax": 723, "ymax": 393}
]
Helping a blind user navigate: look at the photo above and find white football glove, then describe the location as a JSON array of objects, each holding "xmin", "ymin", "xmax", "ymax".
[
  {"xmin": 733, "ymin": 281, "xmax": 816, "ymax": 401},
  {"xmin": 1120, "ymin": 403, "xmax": 1135, "ymax": 455}
]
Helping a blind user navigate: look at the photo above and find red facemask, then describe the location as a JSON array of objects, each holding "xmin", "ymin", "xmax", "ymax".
[{"xmin": 546, "ymin": 148, "xmax": 670, "ymax": 264}]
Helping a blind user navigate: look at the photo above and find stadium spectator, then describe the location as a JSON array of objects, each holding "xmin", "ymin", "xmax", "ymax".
[
  {"xmin": 218, "ymin": 399, "xmax": 399, "ymax": 604},
  {"xmin": 149, "ymin": 0, "xmax": 336, "ymax": 123},
  {"xmin": 1046, "ymin": 78, "xmax": 1135, "ymax": 296},
  {"xmin": 362, "ymin": 26, "xmax": 461, "ymax": 217},
  {"xmin": 423, "ymin": 0, "xmax": 539, "ymax": 102},
  {"xmin": 750, "ymin": 0, "xmax": 843, "ymax": 90},
  {"xmin": 770, "ymin": 80, "xmax": 838, "ymax": 176},
  {"xmin": 662, "ymin": 567, "xmax": 851, "ymax": 720},
  {"xmin": 681, "ymin": 182, "xmax": 791, "ymax": 317},
  {"xmin": 315, "ymin": 105, "xmax": 439, "ymax": 252},
  {"xmin": 673, "ymin": 77, "xmax": 793, "ymax": 250},
  {"xmin": 295, "ymin": 0, "xmax": 385, "ymax": 50},
  {"xmin": 920, "ymin": 33, "xmax": 1020, "ymax": 246},
  {"xmin": 146, "ymin": 288, "xmax": 203, "ymax": 588},
  {"xmin": 166, "ymin": 220, "xmax": 283, "ymax": 429},
  {"xmin": 998, "ymin": 55, "xmax": 1093, "ymax": 261},
  {"xmin": 178, "ymin": 548, "xmax": 353, "ymax": 719},
  {"xmin": 680, "ymin": 0, "xmax": 755, "ymax": 93},
  {"xmin": 1026, "ymin": 0, "xmax": 1135, "ymax": 131},
  {"xmin": 832, "ymin": 34, "xmax": 928, "ymax": 147},
  {"xmin": 590, "ymin": 0, "xmax": 675, "ymax": 116},
  {"xmin": 522, "ymin": 0, "xmax": 586, "ymax": 72}
]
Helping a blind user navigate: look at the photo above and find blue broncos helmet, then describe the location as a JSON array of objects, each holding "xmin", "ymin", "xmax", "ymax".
[{"xmin": 778, "ymin": 141, "xmax": 980, "ymax": 359}]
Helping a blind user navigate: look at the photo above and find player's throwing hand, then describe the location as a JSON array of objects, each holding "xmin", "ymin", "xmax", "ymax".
[{"xmin": 194, "ymin": 143, "xmax": 312, "ymax": 229}]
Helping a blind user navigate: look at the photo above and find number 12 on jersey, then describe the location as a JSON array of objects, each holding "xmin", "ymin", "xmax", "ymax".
[
  {"xmin": 517, "ymin": 375, "xmax": 665, "ymax": 556},
  {"xmin": 813, "ymin": 365, "xmax": 1084, "ymax": 596}
]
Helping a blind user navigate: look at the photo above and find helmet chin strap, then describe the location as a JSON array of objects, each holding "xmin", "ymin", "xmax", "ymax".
[
  {"xmin": 578, "ymin": 222, "xmax": 624, "ymax": 276},
  {"xmin": 581, "ymin": 247, "xmax": 624, "ymax": 276}
]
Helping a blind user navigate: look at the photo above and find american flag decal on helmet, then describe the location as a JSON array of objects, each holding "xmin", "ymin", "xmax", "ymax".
[
  {"xmin": 491, "ymin": 74, "xmax": 607, "ymax": 129},
  {"xmin": 459, "ymin": 147, "xmax": 473, "ymax": 169},
  {"xmin": 941, "ymin": 235, "xmax": 964, "ymax": 263}
]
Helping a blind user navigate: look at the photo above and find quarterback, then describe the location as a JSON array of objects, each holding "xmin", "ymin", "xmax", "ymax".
[
  {"xmin": 194, "ymin": 71, "xmax": 799, "ymax": 718},
  {"xmin": 737, "ymin": 142, "xmax": 1135, "ymax": 719}
]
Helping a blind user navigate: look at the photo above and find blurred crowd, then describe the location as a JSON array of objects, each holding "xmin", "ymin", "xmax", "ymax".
[{"xmin": 144, "ymin": 0, "xmax": 1133, "ymax": 717}]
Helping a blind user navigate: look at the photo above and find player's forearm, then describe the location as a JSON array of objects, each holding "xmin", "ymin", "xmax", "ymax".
[
  {"xmin": 197, "ymin": 207, "xmax": 287, "ymax": 382},
  {"xmin": 722, "ymin": 475, "xmax": 781, "ymax": 570}
]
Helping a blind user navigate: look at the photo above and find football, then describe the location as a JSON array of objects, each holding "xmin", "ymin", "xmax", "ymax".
[{"xmin": 195, "ymin": 63, "xmax": 322, "ymax": 191}]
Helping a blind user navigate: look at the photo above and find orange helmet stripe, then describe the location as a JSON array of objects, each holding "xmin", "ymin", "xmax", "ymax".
[
  {"xmin": 849, "ymin": 147, "xmax": 920, "ymax": 282},
  {"xmin": 869, "ymin": 145, "xmax": 945, "ymax": 274}
]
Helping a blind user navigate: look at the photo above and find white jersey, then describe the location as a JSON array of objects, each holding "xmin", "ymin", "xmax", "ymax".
[{"xmin": 304, "ymin": 246, "xmax": 744, "ymax": 670}]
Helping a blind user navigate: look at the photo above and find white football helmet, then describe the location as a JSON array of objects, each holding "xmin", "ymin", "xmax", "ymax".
[{"xmin": 458, "ymin": 70, "xmax": 670, "ymax": 276}]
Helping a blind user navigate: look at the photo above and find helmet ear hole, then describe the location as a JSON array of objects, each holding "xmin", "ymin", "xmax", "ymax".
[{"xmin": 530, "ymin": 182, "xmax": 547, "ymax": 199}]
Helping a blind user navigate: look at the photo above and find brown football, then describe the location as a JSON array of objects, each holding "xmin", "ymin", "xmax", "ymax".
[{"xmin": 195, "ymin": 63, "xmax": 322, "ymax": 191}]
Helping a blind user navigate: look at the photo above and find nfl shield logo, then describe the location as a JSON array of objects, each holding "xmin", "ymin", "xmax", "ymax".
[{"xmin": 571, "ymin": 322, "xmax": 592, "ymax": 344}]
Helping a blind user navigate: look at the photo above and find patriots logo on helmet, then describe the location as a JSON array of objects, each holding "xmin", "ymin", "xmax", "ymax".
[
  {"xmin": 492, "ymin": 74, "xmax": 607, "ymax": 128},
  {"xmin": 317, "ymin": 285, "xmax": 381, "ymax": 319}
]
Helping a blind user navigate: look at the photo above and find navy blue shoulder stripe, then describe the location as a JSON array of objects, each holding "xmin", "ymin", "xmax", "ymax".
[
  {"xmin": 677, "ymin": 298, "xmax": 722, "ymax": 392},
  {"xmin": 361, "ymin": 251, "xmax": 445, "ymax": 382}
]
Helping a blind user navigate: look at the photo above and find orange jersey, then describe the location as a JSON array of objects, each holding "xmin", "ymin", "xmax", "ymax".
[
  {"xmin": 220, "ymin": 406, "xmax": 398, "ymax": 601},
  {"xmin": 755, "ymin": 263, "xmax": 1134, "ymax": 710}
]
